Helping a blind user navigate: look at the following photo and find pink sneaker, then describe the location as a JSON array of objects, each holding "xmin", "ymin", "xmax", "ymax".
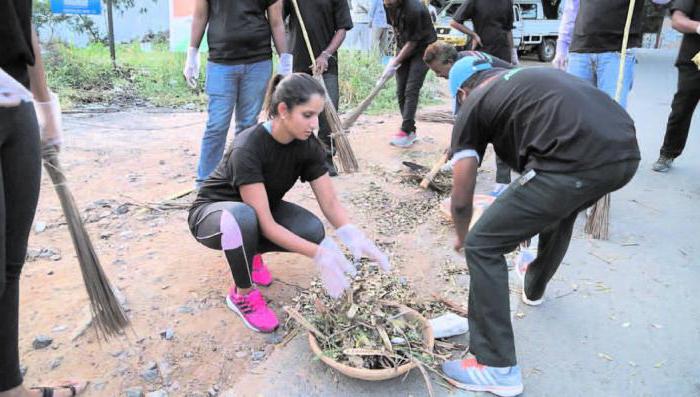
[
  {"xmin": 225, "ymin": 287, "xmax": 279, "ymax": 333},
  {"xmin": 251, "ymin": 254, "xmax": 272, "ymax": 286},
  {"xmin": 389, "ymin": 130, "xmax": 417, "ymax": 147}
]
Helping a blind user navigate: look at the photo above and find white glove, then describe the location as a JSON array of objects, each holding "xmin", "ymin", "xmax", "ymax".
[
  {"xmin": 511, "ymin": 48, "xmax": 519, "ymax": 65},
  {"xmin": 337, "ymin": 224, "xmax": 390, "ymax": 272},
  {"xmin": 429, "ymin": 312, "xmax": 469, "ymax": 338},
  {"xmin": 552, "ymin": 52, "xmax": 568, "ymax": 71},
  {"xmin": 314, "ymin": 237, "xmax": 356, "ymax": 299},
  {"xmin": 379, "ymin": 58, "xmax": 399, "ymax": 84},
  {"xmin": 279, "ymin": 53, "xmax": 293, "ymax": 76},
  {"xmin": 33, "ymin": 92, "xmax": 63, "ymax": 148},
  {"xmin": 183, "ymin": 46, "xmax": 200, "ymax": 88},
  {"xmin": 0, "ymin": 67, "xmax": 33, "ymax": 108}
]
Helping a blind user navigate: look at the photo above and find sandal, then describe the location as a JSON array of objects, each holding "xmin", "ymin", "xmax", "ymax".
[{"xmin": 31, "ymin": 381, "xmax": 87, "ymax": 397}]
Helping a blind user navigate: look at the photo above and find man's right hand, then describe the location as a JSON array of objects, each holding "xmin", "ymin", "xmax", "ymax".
[
  {"xmin": 469, "ymin": 33, "xmax": 482, "ymax": 50},
  {"xmin": 552, "ymin": 52, "xmax": 568, "ymax": 71},
  {"xmin": 183, "ymin": 47, "xmax": 201, "ymax": 89}
]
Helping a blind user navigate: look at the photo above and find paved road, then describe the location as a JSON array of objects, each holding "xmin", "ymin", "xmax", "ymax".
[{"xmin": 230, "ymin": 49, "xmax": 700, "ymax": 397}]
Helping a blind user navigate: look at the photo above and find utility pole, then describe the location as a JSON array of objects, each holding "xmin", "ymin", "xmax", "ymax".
[{"xmin": 106, "ymin": 0, "xmax": 116, "ymax": 68}]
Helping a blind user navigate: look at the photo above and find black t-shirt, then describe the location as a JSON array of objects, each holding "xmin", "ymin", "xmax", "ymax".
[
  {"xmin": 452, "ymin": 0, "xmax": 514, "ymax": 61},
  {"xmin": 0, "ymin": 0, "xmax": 34, "ymax": 88},
  {"xmin": 385, "ymin": 0, "xmax": 438, "ymax": 55},
  {"xmin": 570, "ymin": 0, "xmax": 647, "ymax": 53},
  {"xmin": 451, "ymin": 67, "xmax": 640, "ymax": 173},
  {"xmin": 671, "ymin": 0, "xmax": 700, "ymax": 67},
  {"xmin": 206, "ymin": 0, "xmax": 277, "ymax": 65},
  {"xmin": 192, "ymin": 123, "xmax": 328, "ymax": 213},
  {"xmin": 284, "ymin": 0, "xmax": 353, "ymax": 75}
]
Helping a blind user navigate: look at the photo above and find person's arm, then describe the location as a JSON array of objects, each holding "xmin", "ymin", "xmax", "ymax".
[
  {"xmin": 315, "ymin": 29, "xmax": 348, "ymax": 74},
  {"xmin": 394, "ymin": 41, "xmax": 418, "ymax": 65},
  {"xmin": 268, "ymin": 0, "xmax": 288, "ymax": 55},
  {"xmin": 27, "ymin": 29, "xmax": 51, "ymax": 102},
  {"xmin": 189, "ymin": 0, "xmax": 208, "ymax": 49},
  {"xmin": 450, "ymin": 0, "xmax": 482, "ymax": 49},
  {"xmin": 671, "ymin": 9, "xmax": 700, "ymax": 34},
  {"xmin": 240, "ymin": 183, "xmax": 319, "ymax": 258},
  {"xmin": 451, "ymin": 157, "xmax": 478, "ymax": 251},
  {"xmin": 310, "ymin": 174, "xmax": 350, "ymax": 228},
  {"xmin": 552, "ymin": 0, "xmax": 578, "ymax": 69}
]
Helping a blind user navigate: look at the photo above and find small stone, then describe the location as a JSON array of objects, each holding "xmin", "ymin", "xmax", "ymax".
[
  {"xmin": 146, "ymin": 390, "xmax": 168, "ymax": 397},
  {"xmin": 50, "ymin": 357, "xmax": 63, "ymax": 370},
  {"xmin": 146, "ymin": 361, "xmax": 158, "ymax": 370},
  {"xmin": 34, "ymin": 221, "xmax": 47, "ymax": 233},
  {"xmin": 125, "ymin": 387, "xmax": 144, "ymax": 397},
  {"xmin": 235, "ymin": 351, "xmax": 247, "ymax": 359},
  {"xmin": 52, "ymin": 325, "xmax": 68, "ymax": 333},
  {"xmin": 50, "ymin": 254, "xmax": 61, "ymax": 261},
  {"xmin": 265, "ymin": 332, "xmax": 284, "ymax": 345},
  {"xmin": 177, "ymin": 305, "xmax": 194, "ymax": 314},
  {"xmin": 207, "ymin": 388, "xmax": 218, "ymax": 397},
  {"xmin": 184, "ymin": 351, "xmax": 194, "ymax": 358},
  {"xmin": 110, "ymin": 350, "xmax": 126, "ymax": 358},
  {"xmin": 141, "ymin": 368, "xmax": 159, "ymax": 383},
  {"xmin": 47, "ymin": 270, "xmax": 54, "ymax": 276},
  {"xmin": 159, "ymin": 160, "xmax": 166, "ymax": 165},
  {"xmin": 33, "ymin": 335, "xmax": 53, "ymax": 349},
  {"xmin": 162, "ymin": 328, "xmax": 174, "ymax": 340},
  {"xmin": 100, "ymin": 231, "xmax": 113, "ymax": 240},
  {"xmin": 112, "ymin": 259, "xmax": 127, "ymax": 266},
  {"xmin": 251, "ymin": 351, "xmax": 265, "ymax": 361},
  {"xmin": 115, "ymin": 204, "xmax": 130, "ymax": 215},
  {"xmin": 92, "ymin": 380, "xmax": 107, "ymax": 391},
  {"xmin": 26, "ymin": 248, "xmax": 41, "ymax": 262}
]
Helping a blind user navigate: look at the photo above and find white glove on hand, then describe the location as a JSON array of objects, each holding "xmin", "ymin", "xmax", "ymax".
[
  {"xmin": 551, "ymin": 52, "xmax": 568, "ymax": 71},
  {"xmin": 314, "ymin": 237, "xmax": 356, "ymax": 299},
  {"xmin": 279, "ymin": 53, "xmax": 293, "ymax": 76},
  {"xmin": 511, "ymin": 48, "xmax": 519, "ymax": 65},
  {"xmin": 379, "ymin": 58, "xmax": 399, "ymax": 84},
  {"xmin": 0, "ymin": 67, "xmax": 33, "ymax": 108},
  {"xmin": 337, "ymin": 224, "xmax": 390, "ymax": 272},
  {"xmin": 183, "ymin": 46, "xmax": 200, "ymax": 88},
  {"xmin": 34, "ymin": 92, "xmax": 63, "ymax": 148}
]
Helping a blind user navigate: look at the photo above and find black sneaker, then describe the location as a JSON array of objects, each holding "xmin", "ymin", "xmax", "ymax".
[
  {"xmin": 326, "ymin": 155, "xmax": 338, "ymax": 177},
  {"xmin": 652, "ymin": 155, "xmax": 673, "ymax": 172}
]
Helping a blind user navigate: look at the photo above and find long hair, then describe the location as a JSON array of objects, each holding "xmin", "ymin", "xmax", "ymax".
[{"xmin": 262, "ymin": 73, "xmax": 326, "ymax": 119}]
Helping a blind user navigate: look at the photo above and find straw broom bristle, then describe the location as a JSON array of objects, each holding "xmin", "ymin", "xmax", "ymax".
[
  {"xmin": 584, "ymin": 194, "xmax": 610, "ymax": 240},
  {"xmin": 314, "ymin": 75, "xmax": 359, "ymax": 173},
  {"xmin": 42, "ymin": 145, "xmax": 130, "ymax": 340}
]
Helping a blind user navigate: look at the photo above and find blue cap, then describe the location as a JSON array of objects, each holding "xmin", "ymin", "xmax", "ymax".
[{"xmin": 448, "ymin": 51, "xmax": 494, "ymax": 98}]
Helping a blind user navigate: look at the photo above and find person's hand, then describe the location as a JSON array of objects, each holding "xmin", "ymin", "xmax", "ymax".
[
  {"xmin": 379, "ymin": 58, "xmax": 400, "ymax": 83},
  {"xmin": 469, "ymin": 33, "xmax": 482, "ymax": 50},
  {"xmin": 511, "ymin": 48, "xmax": 520, "ymax": 65},
  {"xmin": 337, "ymin": 224, "xmax": 390, "ymax": 272},
  {"xmin": 33, "ymin": 92, "xmax": 63, "ymax": 149},
  {"xmin": 183, "ymin": 47, "xmax": 200, "ymax": 88},
  {"xmin": 313, "ymin": 52, "xmax": 330, "ymax": 75},
  {"xmin": 314, "ymin": 237, "xmax": 356, "ymax": 299},
  {"xmin": 552, "ymin": 52, "xmax": 568, "ymax": 71},
  {"xmin": 454, "ymin": 236, "xmax": 464, "ymax": 253},
  {"xmin": 279, "ymin": 53, "xmax": 293, "ymax": 76}
]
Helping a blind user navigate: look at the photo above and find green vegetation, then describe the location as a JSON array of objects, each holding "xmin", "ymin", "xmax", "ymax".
[{"xmin": 43, "ymin": 42, "xmax": 444, "ymax": 112}]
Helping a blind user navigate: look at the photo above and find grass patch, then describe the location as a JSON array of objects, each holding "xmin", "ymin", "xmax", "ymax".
[{"xmin": 43, "ymin": 42, "xmax": 444, "ymax": 112}]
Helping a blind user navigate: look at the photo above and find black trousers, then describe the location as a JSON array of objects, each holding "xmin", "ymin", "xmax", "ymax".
[
  {"xmin": 660, "ymin": 64, "xmax": 700, "ymax": 158},
  {"xmin": 464, "ymin": 160, "xmax": 639, "ymax": 367},
  {"xmin": 188, "ymin": 201, "xmax": 325, "ymax": 289},
  {"xmin": 0, "ymin": 102, "xmax": 42, "ymax": 391},
  {"xmin": 395, "ymin": 52, "xmax": 429, "ymax": 133}
]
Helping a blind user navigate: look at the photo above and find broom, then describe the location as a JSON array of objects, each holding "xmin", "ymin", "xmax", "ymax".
[
  {"xmin": 341, "ymin": 72, "xmax": 393, "ymax": 130},
  {"xmin": 290, "ymin": 0, "xmax": 358, "ymax": 173},
  {"xmin": 584, "ymin": 0, "xmax": 636, "ymax": 240},
  {"xmin": 42, "ymin": 145, "xmax": 130, "ymax": 340}
]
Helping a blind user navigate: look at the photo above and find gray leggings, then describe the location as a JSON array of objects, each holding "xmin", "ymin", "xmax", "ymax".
[{"xmin": 188, "ymin": 201, "xmax": 325, "ymax": 288}]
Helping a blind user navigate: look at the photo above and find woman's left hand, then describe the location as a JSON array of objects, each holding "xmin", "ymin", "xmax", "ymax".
[{"xmin": 337, "ymin": 224, "xmax": 390, "ymax": 272}]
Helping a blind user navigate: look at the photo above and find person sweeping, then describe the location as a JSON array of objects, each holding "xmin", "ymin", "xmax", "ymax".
[
  {"xmin": 188, "ymin": 73, "xmax": 389, "ymax": 333},
  {"xmin": 441, "ymin": 55, "xmax": 640, "ymax": 396}
]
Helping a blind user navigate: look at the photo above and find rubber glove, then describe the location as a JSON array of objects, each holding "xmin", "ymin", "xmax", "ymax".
[
  {"xmin": 33, "ymin": 92, "xmax": 63, "ymax": 148},
  {"xmin": 511, "ymin": 48, "xmax": 519, "ymax": 65},
  {"xmin": 379, "ymin": 58, "xmax": 399, "ymax": 84},
  {"xmin": 337, "ymin": 224, "xmax": 390, "ymax": 272},
  {"xmin": 279, "ymin": 53, "xmax": 293, "ymax": 76},
  {"xmin": 183, "ymin": 46, "xmax": 200, "ymax": 88},
  {"xmin": 0, "ymin": 67, "xmax": 33, "ymax": 107},
  {"xmin": 314, "ymin": 237, "xmax": 356, "ymax": 298}
]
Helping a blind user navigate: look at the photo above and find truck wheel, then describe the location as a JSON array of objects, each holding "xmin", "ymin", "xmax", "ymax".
[{"xmin": 537, "ymin": 39, "xmax": 556, "ymax": 63}]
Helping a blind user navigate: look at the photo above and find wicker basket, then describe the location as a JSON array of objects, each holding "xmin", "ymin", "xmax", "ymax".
[{"xmin": 307, "ymin": 303, "xmax": 434, "ymax": 381}]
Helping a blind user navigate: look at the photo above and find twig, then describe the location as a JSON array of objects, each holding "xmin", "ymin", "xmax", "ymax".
[
  {"xmin": 283, "ymin": 306, "xmax": 327, "ymax": 340},
  {"xmin": 412, "ymin": 359, "xmax": 435, "ymax": 397},
  {"xmin": 431, "ymin": 293, "xmax": 469, "ymax": 317}
]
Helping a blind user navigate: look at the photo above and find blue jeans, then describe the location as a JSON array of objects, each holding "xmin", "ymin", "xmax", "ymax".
[
  {"xmin": 567, "ymin": 51, "xmax": 635, "ymax": 108},
  {"xmin": 196, "ymin": 59, "xmax": 272, "ymax": 183}
]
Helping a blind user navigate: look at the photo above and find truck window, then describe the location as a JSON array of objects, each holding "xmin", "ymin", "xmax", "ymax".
[{"xmin": 520, "ymin": 4, "xmax": 538, "ymax": 19}]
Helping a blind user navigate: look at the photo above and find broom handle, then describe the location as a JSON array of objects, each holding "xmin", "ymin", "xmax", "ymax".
[
  {"xmin": 290, "ymin": 0, "xmax": 317, "ymax": 72},
  {"xmin": 420, "ymin": 152, "xmax": 449, "ymax": 190},
  {"xmin": 615, "ymin": 0, "xmax": 636, "ymax": 102}
]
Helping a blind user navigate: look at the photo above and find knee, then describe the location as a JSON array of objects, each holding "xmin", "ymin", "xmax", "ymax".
[
  {"xmin": 225, "ymin": 204, "xmax": 259, "ymax": 237},
  {"xmin": 298, "ymin": 215, "xmax": 325, "ymax": 244}
]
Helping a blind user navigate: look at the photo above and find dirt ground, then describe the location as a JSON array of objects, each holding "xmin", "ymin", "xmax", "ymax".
[{"xmin": 18, "ymin": 90, "xmax": 507, "ymax": 396}]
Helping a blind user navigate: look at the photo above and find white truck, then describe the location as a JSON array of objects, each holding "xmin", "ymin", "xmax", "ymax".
[{"xmin": 434, "ymin": 0, "xmax": 562, "ymax": 62}]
